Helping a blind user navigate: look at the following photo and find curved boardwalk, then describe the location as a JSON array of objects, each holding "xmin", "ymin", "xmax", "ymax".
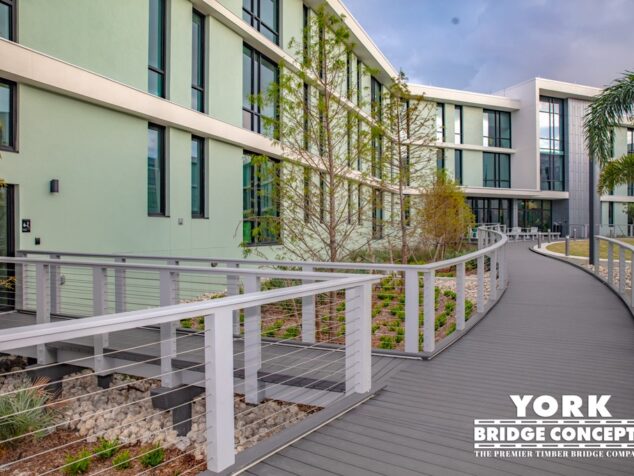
[{"xmin": 247, "ymin": 245, "xmax": 634, "ymax": 476}]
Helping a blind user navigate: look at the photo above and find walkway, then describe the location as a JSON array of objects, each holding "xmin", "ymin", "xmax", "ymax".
[{"xmin": 247, "ymin": 245, "xmax": 634, "ymax": 476}]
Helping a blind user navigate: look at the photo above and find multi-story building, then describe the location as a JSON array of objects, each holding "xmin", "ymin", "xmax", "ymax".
[{"xmin": 0, "ymin": 0, "xmax": 632, "ymax": 260}]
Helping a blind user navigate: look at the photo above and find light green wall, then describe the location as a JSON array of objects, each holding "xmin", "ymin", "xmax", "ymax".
[
  {"xmin": 209, "ymin": 16, "xmax": 242, "ymax": 127},
  {"xmin": 461, "ymin": 150, "xmax": 483, "ymax": 187},
  {"xmin": 281, "ymin": 0, "xmax": 304, "ymax": 55},
  {"xmin": 462, "ymin": 106, "xmax": 483, "ymax": 146},
  {"xmin": 612, "ymin": 127, "xmax": 629, "ymax": 196}
]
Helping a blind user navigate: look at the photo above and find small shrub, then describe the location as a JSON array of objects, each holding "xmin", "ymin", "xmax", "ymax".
[
  {"xmin": 371, "ymin": 307, "xmax": 381, "ymax": 318},
  {"xmin": 140, "ymin": 444, "xmax": 165, "ymax": 468},
  {"xmin": 283, "ymin": 326, "xmax": 300, "ymax": 339},
  {"xmin": 112, "ymin": 450, "xmax": 132, "ymax": 470},
  {"xmin": 465, "ymin": 300, "xmax": 474, "ymax": 320},
  {"xmin": 337, "ymin": 325, "xmax": 346, "ymax": 337},
  {"xmin": 337, "ymin": 314, "xmax": 345, "ymax": 323},
  {"xmin": 63, "ymin": 449, "xmax": 92, "ymax": 475},
  {"xmin": 444, "ymin": 301, "xmax": 456, "ymax": 314},
  {"xmin": 371, "ymin": 324, "xmax": 380, "ymax": 334},
  {"xmin": 381, "ymin": 300, "xmax": 391, "ymax": 309},
  {"xmin": 443, "ymin": 289, "xmax": 457, "ymax": 300},
  {"xmin": 395, "ymin": 310, "xmax": 405, "ymax": 322},
  {"xmin": 435, "ymin": 312, "xmax": 447, "ymax": 330},
  {"xmin": 0, "ymin": 377, "xmax": 55, "ymax": 444},
  {"xmin": 447, "ymin": 322, "xmax": 457, "ymax": 336},
  {"xmin": 336, "ymin": 302, "xmax": 346, "ymax": 312},
  {"xmin": 387, "ymin": 323, "xmax": 399, "ymax": 332},
  {"xmin": 180, "ymin": 319, "xmax": 193, "ymax": 329},
  {"xmin": 94, "ymin": 438, "xmax": 119, "ymax": 459},
  {"xmin": 196, "ymin": 316, "xmax": 205, "ymax": 330},
  {"xmin": 376, "ymin": 291, "xmax": 392, "ymax": 301},
  {"xmin": 378, "ymin": 335, "xmax": 395, "ymax": 350}
]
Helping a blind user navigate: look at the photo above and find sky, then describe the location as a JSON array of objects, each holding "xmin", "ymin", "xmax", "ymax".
[{"xmin": 342, "ymin": 0, "xmax": 634, "ymax": 93}]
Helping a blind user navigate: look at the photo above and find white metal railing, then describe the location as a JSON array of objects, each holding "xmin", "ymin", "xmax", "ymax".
[{"xmin": 593, "ymin": 236, "xmax": 634, "ymax": 306}]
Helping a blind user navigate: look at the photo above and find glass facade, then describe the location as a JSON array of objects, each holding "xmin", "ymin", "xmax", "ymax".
[
  {"xmin": 0, "ymin": 79, "xmax": 15, "ymax": 151},
  {"xmin": 540, "ymin": 97, "xmax": 565, "ymax": 191},
  {"xmin": 242, "ymin": 0, "xmax": 279, "ymax": 45},
  {"xmin": 483, "ymin": 153, "xmax": 510, "ymax": 188},
  {"xmin": 467, "ymin": 198, "xmax": 511, "ymax": 226},
  {"xmin": 518, "ymin": 199, "xmax": 552, "ymax": 231},
  {"xmin": 243, "ymin": 45, "xmax": 278, "ymax": 137},
  {"xmin": 454, "ymin": 105, "xmax": 462, "ymax": 144},
  {"xmin": 372, "ymin": 189, "xmax": 383, "ymax": 239},
  {"xmin": 483, "ymin": 110, "xmax": 511, "ymax": 148},
  {"xmin": 191, "ymin": 136, "xmax": 205, "ymax": 218},
  {"xmin": 191, "ymin": 10, "xmax": 205, "ymax": 112},
  {"xmin": 436, "ymin": 103, "xmax": 444, "ymax": 142},
  {"xmin": 454, "ymin": 150, "xmax": 463, "ymax": 185},
  {"xmin": 628, "ymin": 129, "xmax": 634, "ymax": 154},
  {"xmin": 148, "ymin": 0, "xmax": 166, "ymax": 98},
  {"xmin": 0, "ymin": 0, "xmax": 15, "ymax": 41},
  {"xmin": 242, "ymin": 152, "xmax": 280, "ymax": 245},
  {"xmin": 147, "ymin": 124, "xmax": 166, "ymax": 216}
]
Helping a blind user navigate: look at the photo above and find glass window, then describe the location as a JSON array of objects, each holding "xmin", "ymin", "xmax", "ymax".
[
  {"xmin": 0, "ymin": 79, "xmax": 15, "ymax": 151},
  {"xmin": 192, "ymin": 10, "xmax": 205, "ymax": 112},
  {"xmin": 243, "ymin": 0, "xmax": 279, "ymax": 45},
  {"xmin": 191, "ymin": 136, "xmax": 205, "ymax": 218},
  {"xmin": 372, "ymin": 189, "xmax": 383, "ymax": 239},
  {"xmin": 0, "ymin": 0, "xmax": 15, "ymax": 41},
  {"xmin": 454, "ymin": 150, "xmax": 463, "ymax": 185},
  {"xmin": 242, "ymin": 152, "xmax": 280, "ymax": 245},
  {"xmin": 608, "ymin": 202, "xmax": 615, "ymax": 226},
  {"xmin": 483, "ymin": 153, "xmax": 510, "ymax": 188},
  {"xmin": 436, "ymin": 104, "xmax": 444, "ymax": 142},
  {"xmin": 518, "ymin": 200, "xmax": 552, "ymax": 231},
  {"xmin": 243, "ymin": 45, "xmax": 278, "ymax": 137},
  {"xmin": 371, "ymin": 136, "xmax": 382, "ymax": 179},
  {"xmin": 436, "ymin": 150, "xmax": 445, "ymax": 171},
  {"xmin": 454, "ymin": 105, "xmax": 462, "ymax": 144},
  {"xmin": 148, "ymin": 0, "xmax": 166, "ymax": 97},
  {"xmin": 371, "ymin": 77, "xmax": 382, "ymax": 120},
  {"xmin": 148, "ymin": 124, "xmax": 166, "ymax": 216},
  {"xmin": 483, "ymin": 110, "xmax": 511, "ymax": 148},
  {"xmin": 356, "ymin": 59, "xmax": 362, "ymax": 106},
  {"xmin": 628, "ymin": 129, "xmax": 634, "ymax": 154},
  {"xmin": 467, "ymin": 198, "xmax": 510, "ymax": 226},
  {"xmin": 540, "ymin": 97, "xmax": 565, "ymax": 191}
]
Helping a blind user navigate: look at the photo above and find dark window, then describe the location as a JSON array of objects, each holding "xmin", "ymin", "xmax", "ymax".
[
  {"xmin": 191, "ymin": 136, "xmax": 205, "ymax": 218},
  {"xmin": 628, "ymin": 129, "xmax": 634, "ymax": 155},
  {"xmin": 372, "ymin": 189, "xmax": 383, "ymax": 239},
  {"xmin": 242, "ymin": 152, "xmax": 280, "ymax": 245},
  {"xmin": 347, "ymin": 181, "xmax": 354, "ymax": 225},
  {"xmin": 403, "ymin": 195, "xmax": 411, "ymax": 226},
  {"xmin": 303, "ymin": 82, "xmax": 310, "ymax": 150},
  {"xmin": 357, "ymin": 183, "xmax": 363, "ymax": 225},
  {"xmin": 356, "ymin": 59, "xmax": 362, "ymax": 106},
  {"xmin": 0, "ymin": 78, "xmax": 16, "ymax": 151},
  {"xmin": 436, "ymin": 150, "xmax": 445, "ymax": 171},
  {"xmin": 540, "ymin": 154, "xmax": 565, "ymax": 191},
  {"xmin": 436, "ymin": 103, "xmax": 444, "ymax": 142},
  {"xmin": 372, "ymin": 136, "xmax": 382, "ymax": 179},
  {"xmin": 483, "ymin": 153, "xmax": 510, "ymax": 188},
  {"xmin": 148, "ymin": 124, "xmax": 166, "ymax": 216},
  {"xmin": 540, "ymin": 97, "xmax": 565, "ymax": 191},
  {"xmin": 346, "ymin": 53, "xmax": 352, "ymax": 100},
  {"xmin": 0, "ymin": 0, "xmax": 15, "ymax": 41},
  {"xmin": 608, "ymin": 202, "xmax": 614, "ymax": 226},
  {"xmin": 148, "ymin": 0, "xmax": 166, "ymax": 98},
  {"xmin": 454, "ymin": 150, "xmax": 463, "ymax": 185},
  {"xmin": 483, "ymin": 110, "xmax": 511, "ymax": 148},
  {"xmin": 243, "ymin": 0, "xmax": 279, "ymax": 45},
  {"xmin": 468, "ymin": 198, "xmax": 511, "ymax": 226},
  {"xmin": 518, "ymin": 199, "xmax": 552, "ymax": 231},
  {"xmin": 191, "ymin": 10, "xmax": 205, "ymax": 112},
  {"xmin": 454, "ymin": 105, "xmax": 462, "ymax": 144},
  {"xmin": 243, "ymin": 45, "xmax": 278, "ymax": 137},
  {"xmin": 628, "ymin": 182, "xmax": 634, "ymax": 197},
  {"xmin": 371, "ymin": 77, "xmax": 382, "ymax": 120}
]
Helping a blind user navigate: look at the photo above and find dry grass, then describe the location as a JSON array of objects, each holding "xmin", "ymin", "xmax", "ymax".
[{"xmin": 546, "ymin": 238, "xmax": 634, "ymax": 259}]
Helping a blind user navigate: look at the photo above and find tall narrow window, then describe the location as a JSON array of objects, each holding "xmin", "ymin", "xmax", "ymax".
[
  {"xmin": 347, "ymin": 181, "xmax": 354, "ymax": 225},
  {"xmin": 628, "ymin": 128, "xmax": 634, "ymax": 154},
  {"xmin": 148, "ymin": 124, "xmax": 166, "ymax": 216},
  {"xmin": 609, "ymin": 202, "xmax": 615, "ymax": 226},
  {"xmin": 628, "ymin": 182, "xmax": 634, "ymax": 197},
  {"xmin": 454, "ymin": 150, "xmax": 463, "ymax": 185},
  {"xmin": 191, "ymin": 10, "xmax": 205, "ymax": 112},
  {"xmin": 0, "ymin": 0, "xmax": 15, "ymax": 41},
  {"xmin": 303, "ymin": 168, "xmax": 311, "ymax": 223},
  {"xmin": 539, "ymin": 97, "xmax": 565, "ymax": 191},
  {"xmin": 0, "ymin": 78, "xmax": 16, "ymax": 151},
  {"xmin": 357, "ymin": 183, "xmax": 363, "ymax": 225},
  {"xmin": 483, "ymin": 153, "xmax": 510, "ymax": 188},
  {"xmin": 346, "ymin": 53, "xmax": 352, "ymax": 100},
  {"xmin": 436, "ymin": 150, "xmax": 445, "ymax": 171},
  {"xmin": 242, "ymin": 152, "xmax": 280, "ymax": 245},
  {"xmin": 303, "ymin": 82, "xmax": 310, "ymax": 150},
  {"xmin": 243, "ymin": 0, "xmax": 279, "ymax": 45},
  {"xmin": 356, "ymin": 59, "xmax": 362, "ymax": 106},
  {"xmin": 372, "ymin": 189, "xmax": 383, "ymax": 239},
  {"xmin": 403, "ymin": 195, "xmax": 411, "ymax": 227},
  {"xmin": 483, "ymin": 110, "xmax": 511, "ymax": 148},
  {"xmin": 371, "ymin": 136, "xmax": 382, "ymax": 179},
  {"xmin": 436, "ymin": 104, "xmax": 444, "ymax": 142},
  {"xmin": 148, "ymin": 0, "xmax": 166, "ymax": 98},
  {"xmin": 454, "ymin": 105, "xmax": 462, "ymax": 144},
  {"xmin": 319, "ymin": 173, "xmax": 326, "ymax": 223},
  {"xmin": 191, "ymin": 136, "xmax": 205, "ymax": 218},
  {"xmin": 243, "ymin": 45, "xmax": 278, "ymax": 137},
  {"xmin": 371, "ymin": 77, "xmax": 382, "ymax": 120}
]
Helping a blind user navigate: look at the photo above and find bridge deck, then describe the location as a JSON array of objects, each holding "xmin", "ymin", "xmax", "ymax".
[{"xmin": 247, "ymin": 246, "xmax": 634, "ymax": 476}]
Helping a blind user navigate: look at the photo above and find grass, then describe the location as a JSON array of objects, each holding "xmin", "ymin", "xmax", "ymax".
[{"xmin": 546, "ymin": 238, "xmax": 634, "ymax": 259}]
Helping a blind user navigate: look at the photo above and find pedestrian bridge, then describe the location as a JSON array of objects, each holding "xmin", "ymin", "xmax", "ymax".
[{"xmin": 0, "ymin": 231, "xmax": 633, "ymax": 475}]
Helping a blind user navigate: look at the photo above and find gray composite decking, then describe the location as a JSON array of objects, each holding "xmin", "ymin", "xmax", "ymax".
[{"xmin": 246, "ymin": 245, "xmax": 634, "ymax": 476}]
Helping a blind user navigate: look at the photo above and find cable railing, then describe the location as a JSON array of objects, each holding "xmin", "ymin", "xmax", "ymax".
[{"xmin": 591, "ymin": 236, "xmax": 634, "ymax": 307}]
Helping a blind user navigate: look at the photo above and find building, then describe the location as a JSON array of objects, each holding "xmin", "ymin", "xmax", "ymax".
[{"xmin": 0, "ymin": 0, "xmax": 632, "ymax": 261}]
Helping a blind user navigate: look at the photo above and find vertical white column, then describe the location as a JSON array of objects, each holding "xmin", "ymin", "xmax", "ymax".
[
  {"xmin": 345, "ymin": 284, "xmax": 371, "ymax": 395},
  {"xmin": 594, "ymin": 238, "xmax": 601, "ymax": 276},
  {"xmin": 455, "ymin": 262, "xmax": 466, "ymax": 331},
  {"xmin": 160, "ymin": 269, "xmax": 179, "ymax": 388},
  {"xmin": 301, "ymin": 265, "xmax": 316, "ymax": 343},
  {"xmin": 423, "ymin": 270, "xmax": 435, "ymax": 353},
  {"xmin": 168, "ymin": 259, "xmax": 180, "ymax": 304},
  {"xmin": 114, "ymin": 257, "xmax": 127, "ymax": 313},
  {"xmin": 92, "ymin": 266, "xmax": 109, "ymax": 373},
  {"xmin": 225, "ymin": 263, "xmax": 241, "ymax": 335},
  {"xmin": 49, "ymin": 254, "xmax": 60, "ymax": 315},
  {"xmin": 607, "ymin": 242, "xmax": 614, "ymax": 286},
  {"xmin": 244, "ymin": 275, "xmax": 262, "ymax": 404},
  {"xmin": 204, "ymin": 309, "xmax": 235, "ymax": 472},
  {"xmin": 36, "ymin": 263, "xmax": 53, "ymax": 364},
  {"xmin": 477, "ymin": 255, "xmax": 485, "ymax": 313},
  {"xmin": 489, "ymin": 250, "xmax": 498, "ymax": 302},
  {"xmin": 619, "ymin": 247, "xmax": 626, "ymax": 295},
  {"xmin": 404, "ymin": 269, "xmax": 419, "ymax": 353}
]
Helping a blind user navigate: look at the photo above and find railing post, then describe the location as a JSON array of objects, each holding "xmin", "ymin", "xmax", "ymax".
[
  {"xmin": 92, "ymin": 266, "xmax": 110, "ymax": 373},
  {"xmin": 456, "ymin": 262, "xmax": 466, "ymax": 331},
  {"xmin": 404, "ymin": 269, "xmax": 420, "ymax": 353},
  {"xmin": 160, "ymin": 269, "xmax": 180, "ymax": 388},
  {"xmin": 204, "ymin": 309, "xmax": 235, "ymax": 472},
  {"xmin": 607, "ymin": 242, "xmax": 614, "ymax": 286},
  {"xmin": 114, "ymin": 257, "xmax": 127, "ymax": 313},
  {"xmin": 594, "ymin": 238, "xmax": 601, "ymax": 276},
  {"xmin": 14, "ymin": 252, "xmax": 26, "ymax": 311},
  {"xmin": 244, "ymin": 275, "xmax": 263, "ymax": 404},
  {"xmin": 489, "ymin": 250, "xmax": 498, "ymax": 302},
  {"xmin": 565, "ymin": 236, "xmax": 570, "ymax": 256},
  {"xmin": 477, "ymin": 255, "xmax": 485, "ymax": 313},
  {"xmin": 168, "ymin": 259, "xmax": 180, "ymax": 304},
  {"xmin": 225, "ymin": 263, "xmax": 241, "ymax": 335},
  {"xmin": 36, "ymin": 263, "xmax": 54, "ymax": 364},
  {"xmin": 619, "ymin": 247, "xmax": 626, "ymax": 295},
  {"xmin": 301, "ymin": 265, "xmax": 316, "ymax": 344},
  {"xmin": 49, "ymin": 254, "xmax": 61, "ymax": 315},
  {"xmin": 423, "ymin": 270, "xmax": 435, "ymax": 353},
  {"xmin": 498, "ymin": 246, "xmax": 506, "ymax": 289},
  {"xmin": 345, "ymin": 283, "xmax": 371, "ymax": 395}
]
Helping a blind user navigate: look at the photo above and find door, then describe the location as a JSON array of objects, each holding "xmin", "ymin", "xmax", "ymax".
[{"xmin": 0, "ymin": 185, "xmax": 15, "ymax": 310}]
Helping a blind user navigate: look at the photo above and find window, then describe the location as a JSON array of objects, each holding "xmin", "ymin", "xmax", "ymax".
[
  {"xmin": 483, "ymin": 110, "xmax": 511, "ymax": 148},
  {"xmin": 0, "ymin": 0, "xmax": 15, "ymax": 41},
  {"xmin": 147, "ymin": 124, "xmax": 166, "ymax": 216},
  {"xmin": 319, "ymin": 172, "xmax": 326, "ymax": 223},
  {"xmin": 403, "ymin": 195, "xmax": 411, "ymax": 227},
  {"xmin": 483, "ymin": 153, "xmax": 510, "ymax": 188},
  {"xmin": 628, "ymin": 129, "xmax": 634, "ymax": 154},
  {"xmin": 372, "ymin": 189, "xmax": 383, "ymax": 239},
  {"xmin": 518, "ymin": 200, "xmax": 552, "ymax": 231},
  {"xmin": 436, "ymin": 104, "xmax": 444, "ymax": 142},
  {"xmin": 357, "ymin": 183, "xmax": 363, "ymax": 225},
  {"xmin": 628, "ymin": 182, "xmax": 634, "ymax": 197},
  {"xmin": 242, "ymin": 152, "xmax": 280, "ymax": 245},
  {"xmin": 243, "ymin": 45, "xmax": 278, "ymax": 137},
  {"xmin": 454, "ymin": 150, "xmax": 463, "ymax": 185},
  {"xmin": 436, "ymin": 150, "xmax": 445, "ymax": 171},
  {"xmin": 467, "ymin": 198, "xmax": 511, "ymax": 226},
  {"xmin": 242, "ymin": 0, "xmax": 279, "ymax": 45},
  {"xmin": 191, "ymin": 10, "xmax": 205, "ymax": 112},
  {"xmin": 0, "ymin": 79, "xmax": 16, "ymax": 151},
  {"xmin": 303, "ymin": 83, "xmax": 310, "ymax": 150},
  {"xmin": 371, "ymin": 77, "xmax": 382, "ymax": 120},
  {"xmin": 540, "ymin": 97, "xmax": 565, "ymax": 191},
  {"xmin": 303, "ymin": 168, "xmax": 310, "ymax": 223},
  {"xmin": 454, "ymin": 105, "xmax": 462, "ymax": 144},
  {"xmin": 346, "ymin": 53, "xmax": 353, "ymax": 100},
  {"xmin": 608, "ymin": 202, "xmax": 615, "ymax": 226},
  {"xmin": 372, "ymin": 136, "xmax": 382, "ymax": 179},
  {"xmin": 191, "ymin": 136, "xmax": 205, "ymax": 218},
  {"xmin": 347, "ymin": 181, "xmax": 354, "ymax": 225},
  {"xmin": 148, "ymin": 0, "xmax": 166, "ymax": 98},
  {"xmin": 356, "ymin": 59, "xmax": 362, "ymax": 106}
]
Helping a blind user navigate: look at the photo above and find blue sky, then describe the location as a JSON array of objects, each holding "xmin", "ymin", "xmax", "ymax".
[{"xmin": 342, "ymin": 0, "xmax": 634, "ymax": 93}]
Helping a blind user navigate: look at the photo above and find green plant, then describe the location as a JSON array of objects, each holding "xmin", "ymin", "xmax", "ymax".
[
  {"xmin": 371, "ymin": 324, "xmax": 380, "ymax": 334},
  {"xmin": 443, "ymin": 289, "xmax": 457, "ymax": 300},
  {"xmin": 337, "ymin": 314, "xmax": 345, "ymax": 322},
  {"xmin": 180, "ymin": 318, "xmax": 193, "ymax": 329},
  {"xmin": 435, "ymin": 312, "xmax": 447, "ymax": 330},
  {"xmin": 371, "ymin": 307, "xmax": 381, "ymax": 318},
  {"xmin": 336, "ymin": 302, "xmax": 346, "ymax": 312},
  {"xmin": 465, "ymin": 300, "xmax": 474, "ymax": 320},
  {"xmin": 140, "ymin": 444, "xmax": 165, "ymax": 468},
  {"xmin": 447, "ymin": 322, "xmax": 457, "ymax": 336},
  {"xmin": 63, "ymin": 449, "xmax": 92, "ymax": 475},
  {"xmin": 94, "ymin": 438, "xmax": 119, "ymax": 459},
  {"xmin": 337, "ymin": 325, "xmax": 346, "ymax": 337},
  {"xmin": 112, "ymin": 450, "xmax": 132, "ymax": 470},
  {"xmin": 376, "ymin": 291, "xmax": 392, "ymax": 301},
  {"xmin": 378, "ymin": 335, "xmax": 396, "ymax": 350},
  {"xmin": 444, "ymin": 301, "xmax": 456, "ymax": 314},
  {"xmin": 282, "ymin": 326, "xmax": 300, "ymax": 339}
]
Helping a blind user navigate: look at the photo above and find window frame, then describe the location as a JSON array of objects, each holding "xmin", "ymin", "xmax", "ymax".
[
  {"xmin": 483, "ymin": 152, "xmax": 511, "ymax": 188},
  {"xmin": 483, "ymin": 109, "xmax": 511, "ymax": 148},
  {"xmin": 468, "ymin": 198, "xmax": 511, "ymax": 227},
  {"xmin": 628, "ymin": 128, "xmax": 634, "ymax": 155},
  {"xmin": 147, "ymin": 124, "xmax": 167, "ymax": 217},
  {"xmin": 191, "ymin": 135, "xmax": 205, "ymax": 218},
  {"xmin": 0, "ymin": 78, "xmax": 17, "ymax": 152},
  {"xmin": 372, "ymin": 188, "xmax": 383, "ymax": 240},
  {"xmin": 0, "ymin": 0, "xmax": 16, "ymax": 42},
  {"xmin": 243, "ymin": 44, "xmax": 279, "ymax": 137},
  {"xmin": 454, "ymin": 149, "xmax": 463, "ymax": 185},
  {"xmin": 436, "ymin": 103, "xmax": 445, "ymax": 142},
  {"xmin": 148, "ymin": 0, "xmax": 167, "ymax": 98},
  {"xmin": 242, "ymin": 0, "xmax": 280, "ymax": 45},
  {"xmin": 454, "ymin": 105, "xmax": 462, "ymax": 144},
  {"xmin": 191, "ymin": 9, "xmax": 206, "ymax": 113}
]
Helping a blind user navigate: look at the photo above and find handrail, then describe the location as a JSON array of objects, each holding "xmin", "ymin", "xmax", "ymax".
[{"xmin": 593, "ymin": 236, "xmax": 634, "ymax": 305}]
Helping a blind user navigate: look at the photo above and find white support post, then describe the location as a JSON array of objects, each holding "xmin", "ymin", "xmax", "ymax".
[
  {"xmin": 301, "ymin": 265, "xmax": 316, "ymax": 344},
  {"xmin": 92, "ymin": 266, "xmax": 109, "ymax": 373},
  {"xmin": 226, "ymin": 263, "xmax": 241, "ymax": 335},
  {"xmin": 36, "ymin": 263, "xmax": 53, "ymax": 364},
  {"xmin": 607, "ymin": 242, "xmax": 614, "ymax": 286},
  {"xmin": 160, "ymin": 269, "xmax": 180, "ymax": 388},
  {"xmin": 244, "ymin": 275, "xmax": 262, "ymax": 404},
  {"xmin": 499, "ymin": 246, "xmax": 506, "ymax": 288},
  {"xmin": 404, "ymin": 270, "xmax": 419, "ymax": 353},
  {"xmin": 204, "ymin": 309, "xmax": 236, "ymax": 472},
  {"xmin": 14, "ymin": 252, "xmax": 26, "ymax": 311},
  {"xmin": 477, "ymin": 255, "xmax": 485, "ymax": 313},
  {"xmin": 114, "ymin": 257, "xmax": 127, "ymax": 313},
  {"xmin": 345, "ymin": 284, "xmax": 371, "ymax": 395},
  {"xmin": 49, "ymin": 254, "xmax": 61, "ymax": 315},
  {"xmin": 456, "ymin": 262, "xmax": 466, "ymax": 331},
  {"xmin": 423, "ymin": 270, "xmax": 435, "ymax": 353},
  {"xmin": 489, "ymin": 250, "xmax": 498, "ymax": 302},
  {"xmin": 594, "ymin": 238, "xmax": 601, "ymax": 277},
  {"xmin": 168, "ymin": 259, "xmax": 180, "ymax": 304},
  {"xmin": 619, "ymin": 247, "xmax": 626, "ymax": 295}
]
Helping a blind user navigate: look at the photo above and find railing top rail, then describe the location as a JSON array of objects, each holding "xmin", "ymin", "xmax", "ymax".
[
  {"xmin": 18, "ymin": 227, "xmax": 506, "ymax": 274},
  {"xmin": 596, "ymin": 235, "xmax": 634, "ymax": 251},
  {"xmin": 0, "ymin": 274, "xmax": 380, "ymax": 351}
]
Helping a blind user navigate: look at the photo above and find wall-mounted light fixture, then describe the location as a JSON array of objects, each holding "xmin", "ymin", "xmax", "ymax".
[{"xmin": 50, "ymin": 179, "xmax": 59, "ymax": 193}]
